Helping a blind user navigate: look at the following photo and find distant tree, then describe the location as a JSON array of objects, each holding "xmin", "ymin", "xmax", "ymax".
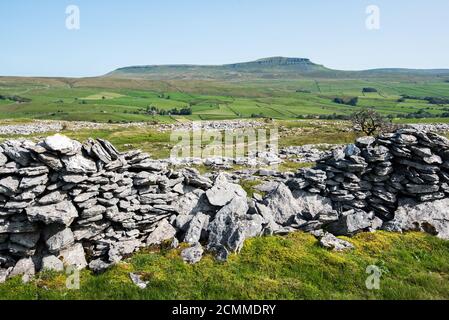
[
  {"xmin": 251, "ymin": 113, "xmax": 266, "ymax": 118},
  {"xmin": 333, "ymin": 96, "xmax": 358, "ymax": 106},
  {"xmin": 351, "ymin": 108, "xmax": 393, "ymax": 136},
  {"xmin": 424, "ymin": 97, "xmax": 449, "ymax": 105},
  {"xmin": 0, "ymin": 95, "xmax": 31, "ymax": 103},
  {"xmin": 362, "ymin": 87, "xmax": 378, "ymax": 93}
]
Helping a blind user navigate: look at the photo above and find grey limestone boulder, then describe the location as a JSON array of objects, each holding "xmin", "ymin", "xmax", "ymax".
[
  {"xmin": 319, "ymin": 233, "xmax": 354, "ymax": 252},
  {"xmin": 146, "ymin": 219, "xmax": 177, "ymax": 245},
  {"xmin": 181, "ymin": 243, "xmax": 204, "ymax": 264},
  {"xmin": 383, "ymin": 198, "xmax": 449, "ymax": 239},
  {"xmin": 26, "ymin": 201, "xmax": 79, "ymax": 226},
  {"xmin": 41, "ymin": 255, "xmax": 64, "ymax": 272}
]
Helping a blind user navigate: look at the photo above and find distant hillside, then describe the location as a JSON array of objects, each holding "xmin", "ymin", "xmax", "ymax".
[{"xmin": 106, "ymin": 57, "xmax": 449, "ymax": 80}]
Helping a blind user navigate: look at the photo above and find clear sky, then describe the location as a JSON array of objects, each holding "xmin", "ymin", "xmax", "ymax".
[{"xmin": 1, "ymin": 0, "xmax": 448, "ymax": 77}]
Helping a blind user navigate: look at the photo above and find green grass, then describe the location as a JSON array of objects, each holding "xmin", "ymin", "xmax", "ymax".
[
  {"xmin": 0, "ymin": 126, "xmax": 174, "ymax": 159},
  {"xmin": 1, "ymin": 232, "xmax": 448, "ymax": 300},
  {"xmin": 1, "ymin": 77, "xmax": 449, "ymax": 123},
  {"xmin": 278, "ymin": 161, "xmax": 314, "ymax": 172},
  {"xmin": 0, "ymin": 119, "xmax": 359, "ymax": 160}
]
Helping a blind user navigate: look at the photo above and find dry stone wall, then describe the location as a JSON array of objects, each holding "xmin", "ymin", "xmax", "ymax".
[
  {"xmin": 1, "ymin": 129, "xmax": 449, "ymax": 283},
  {"xmin": 286, "ymin": 128, "xmax": 449, "ymax": 238}
]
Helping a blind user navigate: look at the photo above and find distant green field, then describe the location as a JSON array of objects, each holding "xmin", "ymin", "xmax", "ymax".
[{"xmin": 1, "ymin": 77, "xmax": 449, "ymax": 123}]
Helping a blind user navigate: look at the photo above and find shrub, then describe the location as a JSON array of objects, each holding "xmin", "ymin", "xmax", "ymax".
[{"xmin": 351, "ymin": 108, "xmax": 395, "ymax": 136}]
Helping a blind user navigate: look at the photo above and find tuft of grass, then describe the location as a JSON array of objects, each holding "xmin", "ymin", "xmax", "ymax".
[
  {"xmin": 278, "ymin": 161, "xmax": 314, "ymax": 173},
  {"xmin": 1, "ymin": 231, "xmax": 448, "ymax": 300},
  {"xmin": 239, "ymin": 179, "xmax": 263, "ymax": 197}
]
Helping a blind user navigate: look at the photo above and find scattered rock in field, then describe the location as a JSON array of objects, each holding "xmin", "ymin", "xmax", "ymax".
[
  {"xmin": 129, "ymin": 273, "xmax": 149, "ymax": 289},
  {"xmin": 319, "ymin": 233, "xmax": 354, "ymax": 252},
  {"xmin": 181, "ymin": 243, "xmax": 204, "ymax": 264},
  {"xmin": 88, "ymin": 259, "xmax": 112, "ymax": 274}
]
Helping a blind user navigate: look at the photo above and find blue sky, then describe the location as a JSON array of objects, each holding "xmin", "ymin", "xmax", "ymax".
[{"xmin": 1, "ymin": 0, "xmax": 448, "ymax": 77}]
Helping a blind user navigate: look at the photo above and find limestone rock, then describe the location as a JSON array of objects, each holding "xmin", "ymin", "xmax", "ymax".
[
  {"xmin": 129, "ymin": 272, "xmax": 149, "ymax": 289},
  {"xmin": 9, "ymin": 232, "xmax": 40, "ymax": 249},
  {"xmin": 206, "ymin": 173, "xmax": 247, "ymax": 207},
  {"xmin": 43, "ymin": 134, "xmax": 82, "ymax": 155},
  {"xmin": 0, "ymin": 268, "xmax": 12, "ymax": 284},
  {"xmin": 2, "ymin": 141, "xmax": 32, "ymax": 166},
  {"xmin": 20, "ymin": 174, "xmax": 48, "ymax": 189},
  {"xmin": 264, "ymin": 183, "xmax": 303, "ymax": 225},
  {"xmin": 319, "ymin": 233, "xmax": 354, "ymax": 251},
  {"xmin": 62, "ymin": 154, "xmax": 97, "ymax": 174},
  {"xmin": 41, "ymin": 255, "xmax": 64, "ymax": 272},
  {"xmin": 328, "ymin": 210, "xmax": 373, "ymax": 236},
  {"xmin": 38, "ymin": 190, "xmax": 66, "ymax": 205},
  {"xmin": 183, "ymin": 213, "xmax": 209, "ymax": 245},
  {"xmin": 58, "ymin": 243, "xmax": 87, "ymax": 269},
  {"xmin": 146, "ymin": 219, "xmax": 177, "ymax": 245},
  {"xmin": 89, "ymin": 259, "xmax": 112, "ymax": 274},
  {"xmin": 0, "ymin": 176, "xmax": 20, "ymax": 195},
  {"xmin": 9, "ymin": 257, "xmax": 35, "ymax": 283},
  {"xmin": 44, "ymin": 226, "xmax": 75, "ymax": 253},
  {"xmin": 26, "ymin": 201, "xmax": 79, "ymax": 226},
  {"xmin": 383, "ymin": 198, "xmax": 449, "ymax": 239},
  {"xmin": 181, "ymin": 243, "xmax": 204, "ymax": 264},
  {"xmin": 291, "ymin": 189, "xmax": 334, "ymax": 220}
]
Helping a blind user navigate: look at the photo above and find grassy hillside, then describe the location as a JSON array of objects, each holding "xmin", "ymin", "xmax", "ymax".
[
  {"xmin": 1, "ymin": 76, "xmax": 449, "ymax": 123},
  {"xmin": 107, "ymin": 56, "xmax": 449, "ymax": 81},
  {"xmin": 108, "ymin": 57, "xmax": 332, "ymax": 80},
  {"xmin": 1, "ymin": 232, "xmax": 448, "ymax": 300}
]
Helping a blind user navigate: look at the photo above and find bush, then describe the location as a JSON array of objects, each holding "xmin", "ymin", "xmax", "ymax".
[
  {"xmin": 400, "ymin": 95, "xmax": 449, "ymax": 105},
  {"xmin": 362, "ymin": 87, "xmax": 378, "ymax": 93},
  {"xmin": 351, "ymin": 108, "xmax": 395, "ymax": 136},
  {"xmin": 145, "ymin": 106, "xmax": 192, "ymax": 116},
  {"xmin": 0, "ymin": 95, "xmax": 31, "ymax": 103}
]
